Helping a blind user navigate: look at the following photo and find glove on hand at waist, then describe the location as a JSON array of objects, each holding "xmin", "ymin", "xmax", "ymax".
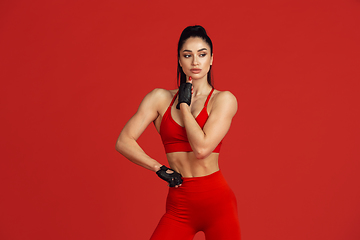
[{"xmin": 156, "ymin": 165, "xmax": 183, "ymax": 187}]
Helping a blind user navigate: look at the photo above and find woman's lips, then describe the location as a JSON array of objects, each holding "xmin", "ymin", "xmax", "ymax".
[{"xmin": 190, "ymin": 69, "xmax": 201, "ymax": 74}]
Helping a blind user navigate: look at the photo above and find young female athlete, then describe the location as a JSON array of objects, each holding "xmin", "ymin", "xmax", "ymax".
[{"xmin": 116, "ymin": 25, "xmax": 241, "ymax": 240}]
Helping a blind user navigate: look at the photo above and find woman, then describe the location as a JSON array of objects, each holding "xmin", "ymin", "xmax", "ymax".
[{"xmin": 116, "ymin": 25, "xmax": 241, "ymax": 240}]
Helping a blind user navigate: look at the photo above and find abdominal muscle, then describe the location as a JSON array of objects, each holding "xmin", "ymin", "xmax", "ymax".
[{"xmin": 166, "ymin": 152, "xmax": 220, "ymax": 178}]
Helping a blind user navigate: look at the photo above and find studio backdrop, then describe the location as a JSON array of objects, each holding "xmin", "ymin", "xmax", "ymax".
[{"xmin": 1, "ymin": 0, "xmax": 359, "ymax": 239}]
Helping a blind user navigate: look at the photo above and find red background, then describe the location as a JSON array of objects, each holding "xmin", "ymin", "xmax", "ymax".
[{"xmin": 1, "ymin": 0, "xmax": 359, "ymax": 239}]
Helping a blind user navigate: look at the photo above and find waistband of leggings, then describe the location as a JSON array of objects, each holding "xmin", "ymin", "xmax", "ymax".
[{"xmin": 177, "ymin": 170, "xmax": 228, "ymax": 191}]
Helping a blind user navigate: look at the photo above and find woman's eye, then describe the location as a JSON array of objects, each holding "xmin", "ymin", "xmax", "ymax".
[
  {"xmin": 199, "ymin": 53, "xmax": 207, "ymax": 57},
  {"xmin": 184, "ymin": 54, "xmax": 191, "ymax": 58}
]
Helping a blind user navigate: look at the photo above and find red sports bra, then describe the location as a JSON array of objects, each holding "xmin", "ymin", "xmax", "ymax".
[{"xmin": 159, "ymin": 88, "xmax": 222, "ymax": 153}]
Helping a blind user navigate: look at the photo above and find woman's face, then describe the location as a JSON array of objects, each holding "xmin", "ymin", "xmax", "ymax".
[{"xmin": 179, "ymin": 37, "xmax": 213, "ymax": 81}]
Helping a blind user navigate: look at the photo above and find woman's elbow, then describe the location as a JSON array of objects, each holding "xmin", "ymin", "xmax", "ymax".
[
  {"xmin": 193, "ymin": 148, "xmax": 212, "ymax": 159},
  {"xmin": 115, "ymin": 139, "xmax": 125, "ymax": 153}
]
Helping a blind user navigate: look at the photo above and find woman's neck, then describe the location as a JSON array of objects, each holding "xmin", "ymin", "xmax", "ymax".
[{"xmin": 191, "ymin": 77, "xmax": 212, "ymax": 97}]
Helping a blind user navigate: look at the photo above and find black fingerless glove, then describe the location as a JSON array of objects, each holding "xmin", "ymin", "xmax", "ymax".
[
  {"xmin": 176, "ymin": 82, "xmax": 192, "ymax": 109},
  {"xmin": 156, "ymin": 165, "xmax": 183, "ymax": 187}
]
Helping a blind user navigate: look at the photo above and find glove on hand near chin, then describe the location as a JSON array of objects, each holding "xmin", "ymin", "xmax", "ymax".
[
  {"xmin": 156, "ymin": 165, "xmax": 183, "ymax": 187},
  {"xmin": 176, "ymin": 82, "xmax": 192, "ymax": 110}
]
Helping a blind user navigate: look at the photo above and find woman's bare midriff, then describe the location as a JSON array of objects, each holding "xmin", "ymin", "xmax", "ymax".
[{"xmin": 166, "ymin": 152, "xmax": 220, "ymax": 178}]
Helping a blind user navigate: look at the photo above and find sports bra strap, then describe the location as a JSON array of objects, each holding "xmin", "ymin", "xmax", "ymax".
[
  {"xmin": 170, "ymin": 91, "xmax": 179, "ymax": 106},
  {"xmin": 204, "ymin": 88, "xmax": 214, "ymax": 107}
]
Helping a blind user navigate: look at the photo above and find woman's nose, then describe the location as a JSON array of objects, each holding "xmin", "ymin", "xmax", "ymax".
[{"xmin": 192, "ymin": 56, "xmax": 199, "ymax": 65}]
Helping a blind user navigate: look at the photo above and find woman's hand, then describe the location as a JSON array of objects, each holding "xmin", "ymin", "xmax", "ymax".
[
  {"xmin": 156, "ymin": 165, "xmax": 183, "ymax": 188},
  {"xmin": 176, "ymin": 76, "xmax": 193, "ymax": 109}
]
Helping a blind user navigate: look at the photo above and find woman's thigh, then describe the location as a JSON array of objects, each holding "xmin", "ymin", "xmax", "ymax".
[
  {"xmin": 204, "ymin": 215, "xmax": 241, "ymax": 240},
  {"xmin": 150, "ymin": 214, "xmax": 195, "ymax": 240}
]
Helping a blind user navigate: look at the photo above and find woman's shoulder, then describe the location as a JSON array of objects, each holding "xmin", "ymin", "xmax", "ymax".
[
  {"xmin": 210, "ymin": 89, "xmax": 238, "ymax": 113},
  {"xmin": 147, "ymin": 88, "xmax": 177, "ymax": 98},
  {"xmin": 143, "ymin": 88, "xmax": 178, "ymax": 106},
  {"xmin": 212, "ymin": 89, "xmax": 237, "ymax": 104}
]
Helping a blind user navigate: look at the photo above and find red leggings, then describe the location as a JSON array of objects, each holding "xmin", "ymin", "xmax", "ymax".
[{"xmin": 150, "ymin": 171, "xmax": 241, "ymax": 240}]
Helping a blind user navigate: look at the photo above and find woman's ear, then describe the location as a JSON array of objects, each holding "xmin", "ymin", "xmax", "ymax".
[
  {"xmin": 210, "ymin": 53, "xmax": 213, "ymax": 65},
  {"xmin": 179, "ymin": 59, "xmax": 182, "ymax": 67}
]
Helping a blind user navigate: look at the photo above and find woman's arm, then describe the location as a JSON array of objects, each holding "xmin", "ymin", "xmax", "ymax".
[
  {"xmin": 115, "ymin": 89, "xmax": 165, "ymax": 172},
  {"xmin": 180, "ymin": 91, "xmax": 238, "ymax": 159}
]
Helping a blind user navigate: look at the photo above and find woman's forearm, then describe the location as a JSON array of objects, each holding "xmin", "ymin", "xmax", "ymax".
[
  {"xmin": 180, "ymin": 104, "xmax": 210, "ymax": 159},
  {"xmin": 116, "ymin": 136, "xmax": 162, "ymax": 172}
]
